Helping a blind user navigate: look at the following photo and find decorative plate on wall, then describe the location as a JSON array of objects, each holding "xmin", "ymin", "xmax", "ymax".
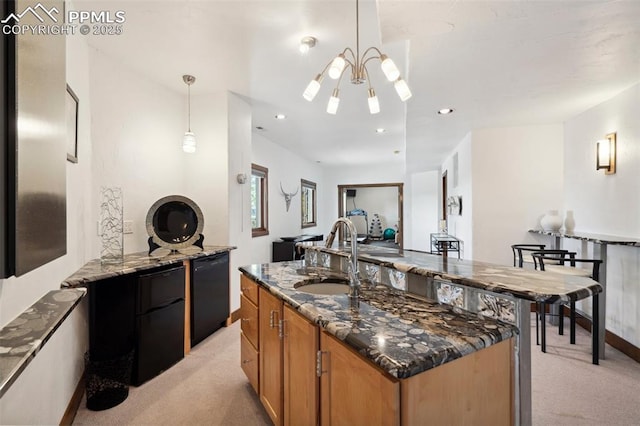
[{"xmin": 145, "ymin": 195, "xmax": 204, "ymax": 254}]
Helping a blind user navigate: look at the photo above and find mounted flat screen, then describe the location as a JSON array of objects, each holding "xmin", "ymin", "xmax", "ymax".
[{"xmin": 146, "ymin": 195, "xmax": 204, "ymax": 250}]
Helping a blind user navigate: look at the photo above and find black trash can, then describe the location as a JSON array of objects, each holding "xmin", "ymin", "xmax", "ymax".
[{"xmin": 84, "ymin": 351, "xmax": 134, "ymax": 411}]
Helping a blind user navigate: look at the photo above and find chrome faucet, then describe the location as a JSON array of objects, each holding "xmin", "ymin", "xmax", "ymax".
[{"xmin": 326, "ymin": 217, "xmax": 360, "ymax": 298}]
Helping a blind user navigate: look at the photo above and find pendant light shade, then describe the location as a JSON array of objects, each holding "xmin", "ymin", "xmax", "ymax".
[
  {"xmin": 327, "ymin": 88, "xmax": 340, "ymax": 114},
  {"xmin": 182, "ymin": 74, "xmax": 196, "ymax": 153},
  {"xmin": 183, "ymin": 132, "xmax": 196, "ymax": 153}
]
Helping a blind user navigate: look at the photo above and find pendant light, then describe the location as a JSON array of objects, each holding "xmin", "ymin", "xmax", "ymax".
[
  {"xmin": 302, "ymin": 0, "xmax": 411, "ymax": 114},
  {"xmin": 182, "ymin": 74, "xmax": 196, "ymax": 153}
]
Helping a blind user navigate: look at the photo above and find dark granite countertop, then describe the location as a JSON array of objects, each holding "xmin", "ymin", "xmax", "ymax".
[
  {"xmin": 0, "ymin": 289, "xmax": 86, "ymax": 398},
  {"xmin": 528, "ymin": 229, "xmax": 640, "ymax": 246},
  {"xmin": 308, "ymin": 244, "xmax": 602, "ymax": 304},
  {"xmin": 239, "ymin": 262, "xmax": 516, "ymax": 379},
  {"xmin": 61, "ymin": 245, "xmax": 236, "ymax": 287}
]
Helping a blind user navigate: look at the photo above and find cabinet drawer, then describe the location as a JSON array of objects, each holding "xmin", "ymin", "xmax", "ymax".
[
  {"xmin": 240, "ymin": 274, "xmax": 259, "ymax": 305},
  {"xmin": 241, "ymin": 332, "xmax": 259, "ymax": 394},
  {"xmin": 240, "ymin": 294, "xmax": 259, "ymax": 349},
  {"xmin": 138, "ymin": 265, "xmax": 185, "ymax": 314}
]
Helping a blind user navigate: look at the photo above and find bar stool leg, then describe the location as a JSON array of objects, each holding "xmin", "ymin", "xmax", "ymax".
[
  {"xmin": 570, "ymin": 301, "xmax": 576, "ymax": 345},
  {"xmin": 592, "ymin": 295, "xmax": 599, "ymax": 365},
  {"xmin": 559, "ymin": 303, "xmax": 564, "ymax": 336},
  {"xmin": 541, "ymin": 304, "xmax": 547, "ymax": 353},
  {"xmin": 535, "ymin": 303, "xmax": 540, "ymax": 346}
]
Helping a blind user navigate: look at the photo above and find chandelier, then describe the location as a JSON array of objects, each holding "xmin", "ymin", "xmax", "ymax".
[{"xmin": 302, "ymin": 0, "xmax": 412, "ymax": 114}]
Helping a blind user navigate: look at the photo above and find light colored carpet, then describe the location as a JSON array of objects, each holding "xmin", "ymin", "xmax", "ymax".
[{"xmin": 74, "ymin": 316, "xmax": 640, "ymax": 425}]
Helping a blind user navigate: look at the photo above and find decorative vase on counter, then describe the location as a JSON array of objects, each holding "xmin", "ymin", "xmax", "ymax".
[
  {"xmin": 564, "ymin": 210, "xmax": 575, "ymax": 233},
  {"xmin": 540, "ymin": 210, "xmax": 562, "ymax": 232}
]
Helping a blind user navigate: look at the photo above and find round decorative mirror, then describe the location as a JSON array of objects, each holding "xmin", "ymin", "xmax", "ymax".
[{"xmin": 146, "ymin": 195, "xmax": 204, "ymax": 252}]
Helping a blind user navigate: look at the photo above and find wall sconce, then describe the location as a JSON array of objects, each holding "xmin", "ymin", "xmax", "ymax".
[{"xmin": 596, "ymin": 132, "xmax": 616, "ymax": 175}]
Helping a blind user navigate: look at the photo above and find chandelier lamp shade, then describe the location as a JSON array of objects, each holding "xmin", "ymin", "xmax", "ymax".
[
  {"xmin": 182, "ymin": 74, "xmax": 196, "ymax": 153},
  {"xmin": 302, "ymin": 0, "xmax": 412, "ymax": 114}
]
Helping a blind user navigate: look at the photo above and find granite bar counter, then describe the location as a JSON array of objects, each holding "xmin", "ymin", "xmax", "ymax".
[
  {"xmin": 239, "ymin": 262, "xmax": 516, "ymax": 379},
  {"xmin": 62, "ymin": 245, "xmax": 235, "ymax": 287},
  {"xmin": 0, "ymin": 289, "xmax": 86, "ymax": 398},
  {"xmin": 307, "ymin": 244, "xmax": 603, "ymax": 304}
]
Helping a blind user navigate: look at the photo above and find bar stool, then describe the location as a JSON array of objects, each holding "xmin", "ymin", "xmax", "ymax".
[
  {"xmin": 532, "ymin": 251, "xmax": 602, "ymax": 362},
  {"xmin": 511, "ymin": 244, "xmax": 546, "ymax": 268}
]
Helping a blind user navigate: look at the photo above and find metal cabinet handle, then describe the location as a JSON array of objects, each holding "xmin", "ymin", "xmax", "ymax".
[
  {"xmin": 242, "ymin": 359, "xmax": 253, "ymax": 364},
  {"xmin": 316, "ymin": 351, "xmax": 328, "ymax": 377},
  {"xmin": 269, "ymin": 310, "xmax": 279, "ymax": 328},
  {"xmin": 278, "ymin": 319, "xmax": 286, "ymax": 338},
  {"xmin": 241, "ymin": 318, "xmax": 250, "ymax": 322}
]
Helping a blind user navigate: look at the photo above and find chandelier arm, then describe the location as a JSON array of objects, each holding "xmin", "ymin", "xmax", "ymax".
[
  {"xmin": 361, "ymin": 46, "xmax": 383, "ymax": 60},
  {"xmin": 361, "ymin": 55, "xmax": 383, "ymax": 69},
  {"xmin": 362, "ymin": 64, "xmax": 373, "ymax": 90},
  {"xmin": 342, "ymin": 47, "xmax": 357, "ymax": 64}
]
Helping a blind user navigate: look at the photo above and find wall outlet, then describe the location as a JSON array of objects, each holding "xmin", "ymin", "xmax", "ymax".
[{"xmin": 123, "ymin": 220, "xmax": 133, "ymax": 234}]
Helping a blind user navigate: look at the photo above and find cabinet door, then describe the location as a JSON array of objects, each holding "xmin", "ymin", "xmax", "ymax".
[
  {"xmin": 320, "ymin": 331, "xmax": 400, "ymax": 426},
  {"xmin": 241, "ymin": 332, "xmax": 259, "ymax": 393},
  {"xmin": 240, "ymin": 293, "xmax": 259, "ymax": 349},
  {"xmin": 283, "ymin": 305, "xmax": 319, "ymax": 426},
  {"xmin": 259, "ymin": 287, "xmax": 283, "ymax": 426},
  {"xmin": 191, "ymin": 253, "xmax": 230, "ymax": 346}
]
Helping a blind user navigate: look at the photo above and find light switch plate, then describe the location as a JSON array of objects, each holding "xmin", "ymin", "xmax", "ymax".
[{"xmin": 123, "ymin": 220, "xmax": 133, "ymax": 234}]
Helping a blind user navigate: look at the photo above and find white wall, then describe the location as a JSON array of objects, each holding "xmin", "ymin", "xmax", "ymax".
[
  {"xmin": 563, "ymin": 83, "xmax": 640, "ymax": 347},
  {"xmin": 251, "ymin": 133, "xmax": 324, "ymax": 264},
  {"xmin": 89, "ymin": 48, "xmax": 186, "ymax": 255},
  {"xmin": 0, "ymin": 27, "xmax": 92, "ymax": 423},
  {"xmin": 227, "ymin": 93, "xmax": 252, "ymax": 313},
  {"xmin": 406, "ymin": 170, "xmax": 439, "ymax": 252},
  {"xmin": 442, "ymin": 133, "xmax": 473, "ymax": 259},
  {"xmin": 470, "ymin": 125, "xmax": 564, "ymax": 265}
]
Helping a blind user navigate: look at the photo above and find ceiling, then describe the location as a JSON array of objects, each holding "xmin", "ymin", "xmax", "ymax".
[{"xmin": 81, "ymin": 0, "xmax": 640, "ymax": 173}]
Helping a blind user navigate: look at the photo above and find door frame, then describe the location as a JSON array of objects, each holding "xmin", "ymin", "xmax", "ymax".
[{"xmin": 337, "ymin": 183, "xmax": 404, "ymax": 249}]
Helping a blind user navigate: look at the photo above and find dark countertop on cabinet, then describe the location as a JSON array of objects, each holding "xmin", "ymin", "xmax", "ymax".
[{"xmin": 62, "ymin": 246, "xmax": 235, "ymax": 288}]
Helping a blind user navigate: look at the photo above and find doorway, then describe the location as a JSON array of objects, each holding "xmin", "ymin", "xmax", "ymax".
[{"xmin": 337, "ymin": 183, "xmax": 404, "ymax": 249}]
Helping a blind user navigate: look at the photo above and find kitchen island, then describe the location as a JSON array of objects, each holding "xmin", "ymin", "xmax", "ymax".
[
  {"xmin": 239, "ymin": 262, "xmax": 517, "ymax": 425},
  {"xmin": 301, "ymin": 243, "xmax": 603, "ymax": 426}
]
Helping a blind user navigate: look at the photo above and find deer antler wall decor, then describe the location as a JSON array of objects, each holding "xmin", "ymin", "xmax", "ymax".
[{"xmin": 280, "ymin": 182, "xmax": 299, "ymax": 212}]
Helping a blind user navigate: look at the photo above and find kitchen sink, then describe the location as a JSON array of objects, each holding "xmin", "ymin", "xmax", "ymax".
[{"xmin": 294, "ymin": 278, "xmax": 350, "ymax": 295}]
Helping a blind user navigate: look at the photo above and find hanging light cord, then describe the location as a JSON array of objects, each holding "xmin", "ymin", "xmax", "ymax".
[{"xmin": 187, "ymin": 84, "xmax": 191, "ymax": 132}]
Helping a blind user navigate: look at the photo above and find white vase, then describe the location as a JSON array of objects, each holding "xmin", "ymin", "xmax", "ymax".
[
  {"xmin": 564, "ymin": 210, "xmax": 575, "ymax": 233},
  {"xmin": 541, "ymin": 210, "xmax": 562, "ymax": 232}
]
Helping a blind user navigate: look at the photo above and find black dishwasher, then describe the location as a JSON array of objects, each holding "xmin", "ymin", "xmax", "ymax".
[
  {"xmin": 133, "ymin": 265, "xmax": 185, "ymax": 385},
  {"xmin": 191, "ymin": 252, "xmax": 230, "ymax": 346}
]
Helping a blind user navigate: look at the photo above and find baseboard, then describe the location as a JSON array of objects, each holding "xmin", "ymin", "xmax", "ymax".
[
  {"xmin": 59, "ymin": 372, "xmax": 85, "ymax": 426},
  {"xmin": 564, "ymin": 306, "xmax": 640, "ymax": 364},
  {"xmin": 229, "ymin": 308, "xmax": 241, "ymax": 325}
]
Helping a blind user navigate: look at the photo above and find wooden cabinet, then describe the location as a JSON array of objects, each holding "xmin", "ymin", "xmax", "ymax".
[
  {"xmin": 283, "ymin": 305, "xmax": 319, "ymax": 426},
  {"xmin": 240, "ymin": 276, "xmax": 259, "ymax": 393},
  {"xmin": 239, "ymin": 274, "xmax": 513, "ymax": 426},
  {"xmin": 319, "ymin": 331, "xmax": 400, "ymax": 426},
  {"xmin": 259, "ymin": 287, "xmax": 284, "ymax": 426}
]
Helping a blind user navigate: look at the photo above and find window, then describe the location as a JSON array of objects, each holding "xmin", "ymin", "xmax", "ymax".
[
  {"xmin": 301, "ymin": 179, "xmax": 317, "ymax": 228},
  {"xmin": 251, "ymin": 164, "xmax": 269, "ymax": 237}
]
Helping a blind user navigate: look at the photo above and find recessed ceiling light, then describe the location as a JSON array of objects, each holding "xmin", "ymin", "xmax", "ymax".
[
  {"xmin": 275, "ymin": 114, "xmax": 286, "ymax": 120},
  {"xmin": 376, "ymin": 128, "xmax": 386, "ymax": 133},
  {"xmin": 438, "ymin": 108, "xmax": 454, "ymax": 115},
  {"xmin": 393, "ymin": 150, "xmax": 401, "ymax": 154},
  {"xmin": 299, "ymin": 36, "xmax": 317, "ymax": 54}
]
